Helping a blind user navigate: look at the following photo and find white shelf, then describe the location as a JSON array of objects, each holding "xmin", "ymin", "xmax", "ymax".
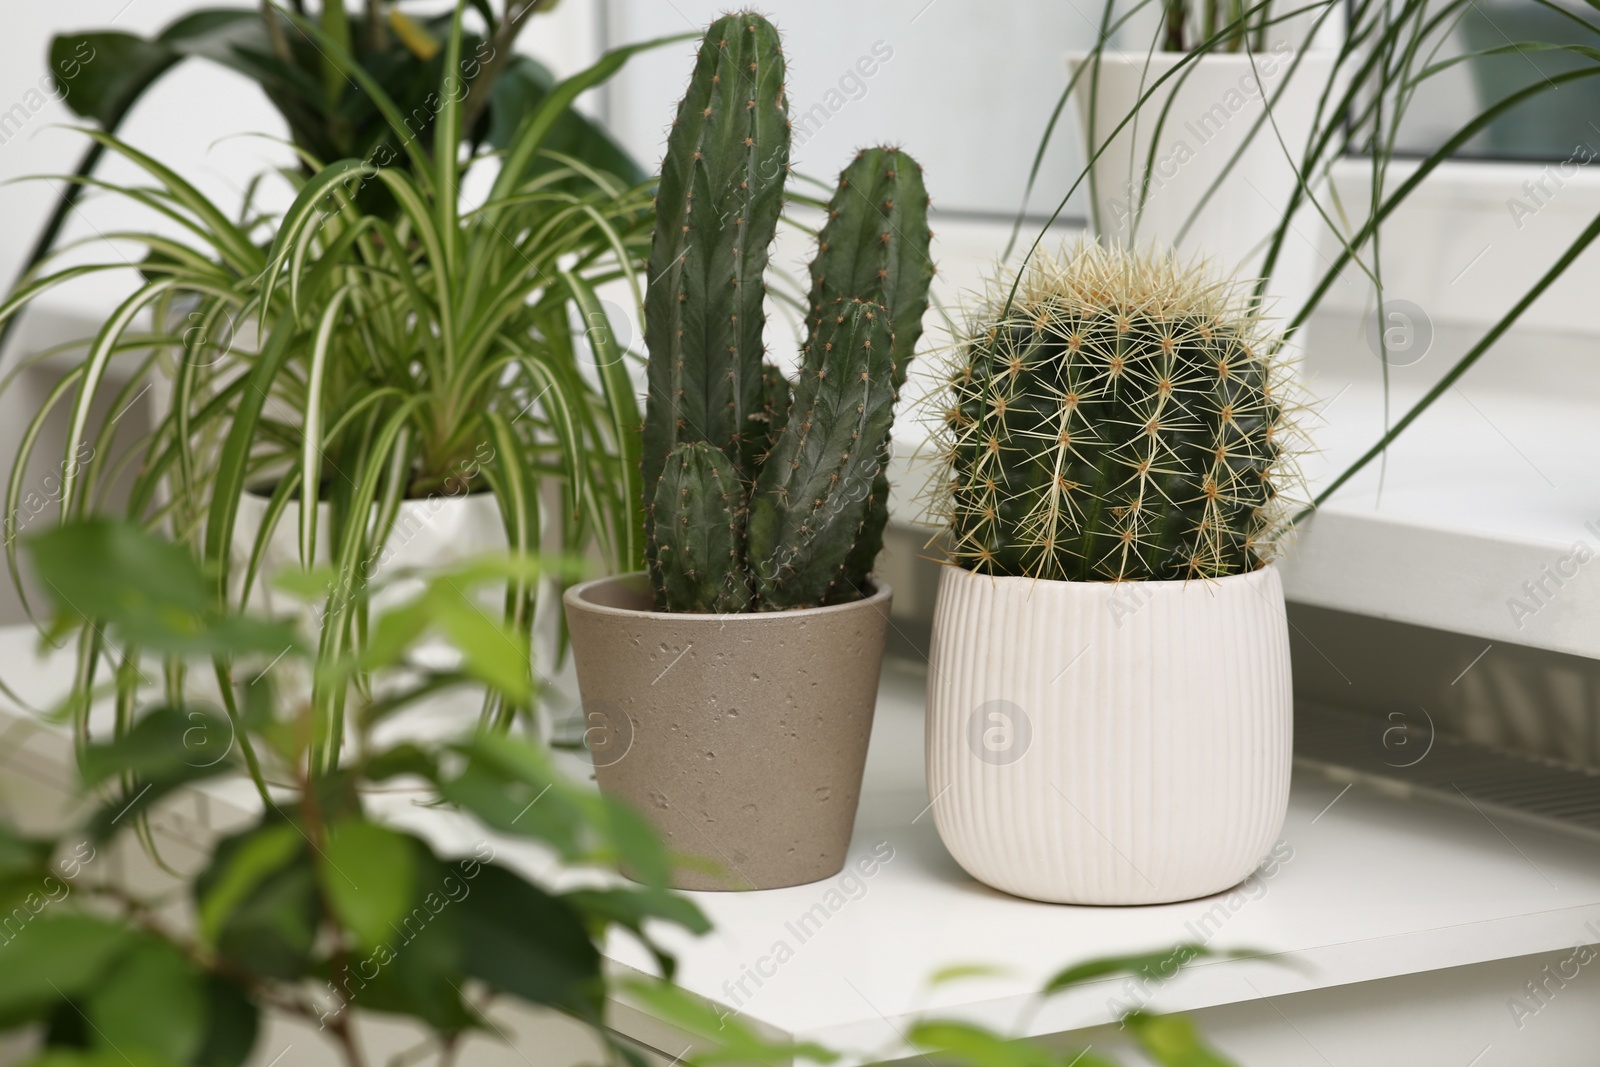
[
  {"xmin": 890, "ymin": 347, "xmax": 1600, "ymax": 659},
  {"xmin": 586, "ymin": 658, "xmax": 1600, "ymax": 1061},
  {"xmin": 1281, "ymin": 374, "xmax": 1600, "ymax": 657},
  {"xmin": 4, "ymin": 628, "xmax": 1594, "ymax": 1066}
]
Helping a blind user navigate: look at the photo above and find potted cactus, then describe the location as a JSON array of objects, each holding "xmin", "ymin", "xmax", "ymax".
[
  {"xmin": 924, "ymin": 242, "xmax": 1299, "ymax": 905},
  {"xmin": 563, "ymin": 12, "xmax": 932, "ymax": 891}
]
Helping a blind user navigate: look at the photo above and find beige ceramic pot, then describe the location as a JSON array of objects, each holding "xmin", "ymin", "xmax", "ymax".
[{"xmin": 563, "ymin": 573, "xmax": 892, "ymax": 891}]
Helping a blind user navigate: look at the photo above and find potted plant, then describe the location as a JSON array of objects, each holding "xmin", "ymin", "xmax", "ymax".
[
  {"xmin": 0, "ymin": 3, "xmax": 680, "ymax": 765},
  {"xmin": 3, "ymin": 1, "xmax": 640, "ymax": 359},
  {"xmin": 0, "ymin": 517, "xmax": 712, "ymax": 1067},
  {"xmin": 1065, "ymin": 0, "xmax": 1337, "ymax": 313},
  {"xmin": 563, "ymin": 11, "xmax": 933, "ymax": 892},
  {"xmin": 1, "ymin": 521, "xmax": 1243, "ymax": 1067},
  {"xmin": 923, "ymin": 242, "xmax": 1300, "ymax": 905}
]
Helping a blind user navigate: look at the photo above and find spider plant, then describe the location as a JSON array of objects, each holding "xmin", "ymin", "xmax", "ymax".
[
  {"xmin": 1010, "ymin": 0, "xmax": 1600, "ymax": 515},
  {"xmin": 6, "ymin": 0, "xmax": 638, "ymax": 360},
  {"xmin": 0, "ymin": 3, "xmax": 682, "ymax": 776}
]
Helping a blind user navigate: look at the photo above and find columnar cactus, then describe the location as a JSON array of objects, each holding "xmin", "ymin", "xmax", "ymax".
[
  {"xmin": 641, "ymin": 13, "xmax": 933, "ymax": 613},
  {"xmin": 936, "ymin": 243, "xmax": 1299, "ymax": 583}
]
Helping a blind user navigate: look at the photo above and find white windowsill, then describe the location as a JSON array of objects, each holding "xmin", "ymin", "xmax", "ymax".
[
  {"xmin": 2, "ymin": 629, "xmax": 1597, "ymax": 1065},
  {"xmin": 13, "ymin": 174, "xmax": 1600, "ymax": 656}
]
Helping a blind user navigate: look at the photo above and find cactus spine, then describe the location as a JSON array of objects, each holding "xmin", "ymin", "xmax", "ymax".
[
  {"xmin": 643, "ymin": 13, "xmax": 933, "ymax": 613},
  {"xmin": 936, "ymin": 243, "xmax": 1299, "ymax": 583}
]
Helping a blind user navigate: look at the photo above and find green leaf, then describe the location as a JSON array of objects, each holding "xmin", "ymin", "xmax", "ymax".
[
  {"xmin": 0, "ymin": 824, "xmax": 53, "ymax": 882},
  {"xmin": 78, "ymin": 706, "xmax": 237, "ymax": 840},
  {"xmin": 437, "ymin": 761, "xmax": 579, "ymax": 857},
  {"xmin": 194, "ymin": 822, "xmax": 317, "ymax": 980},
  {"xmin": 359, "ymin": 597, "xmax": 433, "ymax": 671},
  {"xmin": 85, "ymin": 939, "xmax": 206, "ymax": 1064},
  {"xmin": 487, "ymin": 55, "xmax": 645, "ymax": 186},
  {"xmin": 584, "ymin": 792, "xmax": 670, "ymax": 890},
  {"xmin": 1043, "ymin": 945, "xmax": 1222, "ymax": 995},
  {"xmin": 50, "ymin": 33, "xmax": 181, "ymax": 129},
  {"xmin": 563, "ymin": 885, "xmax": 708, "ymax": 980},
  {"xmin": 0, "ymin": 915, "xmax": 132, "ymax": 1027},
  {"xmin": 30, "ymin": 517, "xmax": 207, "ymax": 617},
  {"xmin": 438, "ymin": 735, "xmax": 585, "ymax": 856},
  {"xmin": 325, "ymin": 843, "xmax": 471, "ymax": 1033},
  {"xmin": 79, "ymin": 705, "xmax": 232, "ymax": 789},
  {"xmin": 269, "ymin": 565, "xmax": 339, "ymax": 602},
  {"xmin": 565, "ymin": 886, "xmax": 710, "ymax": 938},
  {"xmin": 429, "ymin": 582, "xmax": 533, "ymax": 702},
  {"xmin": 1124, "ymin": 1012, "xmax": 1239, "ymax": 1067},
  {"xmin": 619, "ymin": 979, "xmax": 839, "ymax": 1065},
  {"xmin": 194, "ymin": 976, "xmax": 258, "ymax": 1067},
  {"xmin": 925, "ymin": 963, "xmax": 1017, "ymax": 987},
  {"xmin": 362, "ymin": 743, "xmax": 437, "ymax": 783},
  {"xmin": 27, "ymin": 520, "xmax": 301, "ymax": 658},
  {"xmin": 18, "ymin": 1052, "xmax": 189, "ymax": 1067},
  {"xmin": 317, "ymin": 819, "xmax": 415, "ymax": 952},
  {"xmin": 906, "ymin": 1022, "xmax": 1065, "ymax": 1067},
  {"xmin": 459, "ymin": 864, "xmax": 601, "ymax": 1015}
]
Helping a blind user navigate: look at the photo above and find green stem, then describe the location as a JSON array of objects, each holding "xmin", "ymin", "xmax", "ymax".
[
  {"xmin": 1165, "ymin": 0, "xmax": 1189, "ymax": 50},
  {"xmin": 366, "ymin": 0, "xmax": 388, "ymax": 53}
]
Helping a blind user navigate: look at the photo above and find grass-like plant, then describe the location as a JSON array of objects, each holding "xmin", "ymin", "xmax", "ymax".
[
  {"xmin": 3, "ymin": 1, "xmax": 639, "ymax": 359},
  {"xmin": 0, "ymin": 3, "xmax": 681, "ymax": 773},
  {"xmin": 2, "ymin": 517, "xmax": 1246, "ymax": 1067},
  {"xmin": 1014, "ymin": 0, "xmax": 1600, "ymax": 515}
]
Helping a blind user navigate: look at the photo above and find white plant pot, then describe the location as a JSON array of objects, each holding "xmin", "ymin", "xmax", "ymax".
[
  {"xmin": 1068, "ymin": 49, "xmax": 1337, "ymax": 318},
  {"xmin": 232, "ymin": 489, "xmax": 507, "ymax": 621},
  {"xmin": 226, "ymin": 489, "xmax": 511, "ymax": 742},
  {"xmin": 925, "ymin": 563, "xmax": 1292, "ymax": 905}
]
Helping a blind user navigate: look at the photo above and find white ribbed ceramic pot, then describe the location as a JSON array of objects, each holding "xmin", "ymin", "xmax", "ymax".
[{"xmin": 926, "ymin": 564, "xmax": 1292, "ymax": 905}]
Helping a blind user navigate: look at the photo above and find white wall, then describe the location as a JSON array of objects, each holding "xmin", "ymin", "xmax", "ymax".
[
  {"xmin": 0, "ymin": 1, "xmax": 290, "ymax": 306},
  {"xmin": 0, "ymin": 2, "xmax": 603, "ymax": 309},
  {"xmin": 603, "ymin": 0, "xmax": 1092, "ymax": 222}
]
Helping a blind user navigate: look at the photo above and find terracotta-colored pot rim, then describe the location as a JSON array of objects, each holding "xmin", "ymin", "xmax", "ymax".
[
  {"xmin": 564, "ymin": 571, "xmax": 892, "ymax": 623},
  {"xmin": 938, "ymin": 560, "xmax": 1278, "ymax": 591}
]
